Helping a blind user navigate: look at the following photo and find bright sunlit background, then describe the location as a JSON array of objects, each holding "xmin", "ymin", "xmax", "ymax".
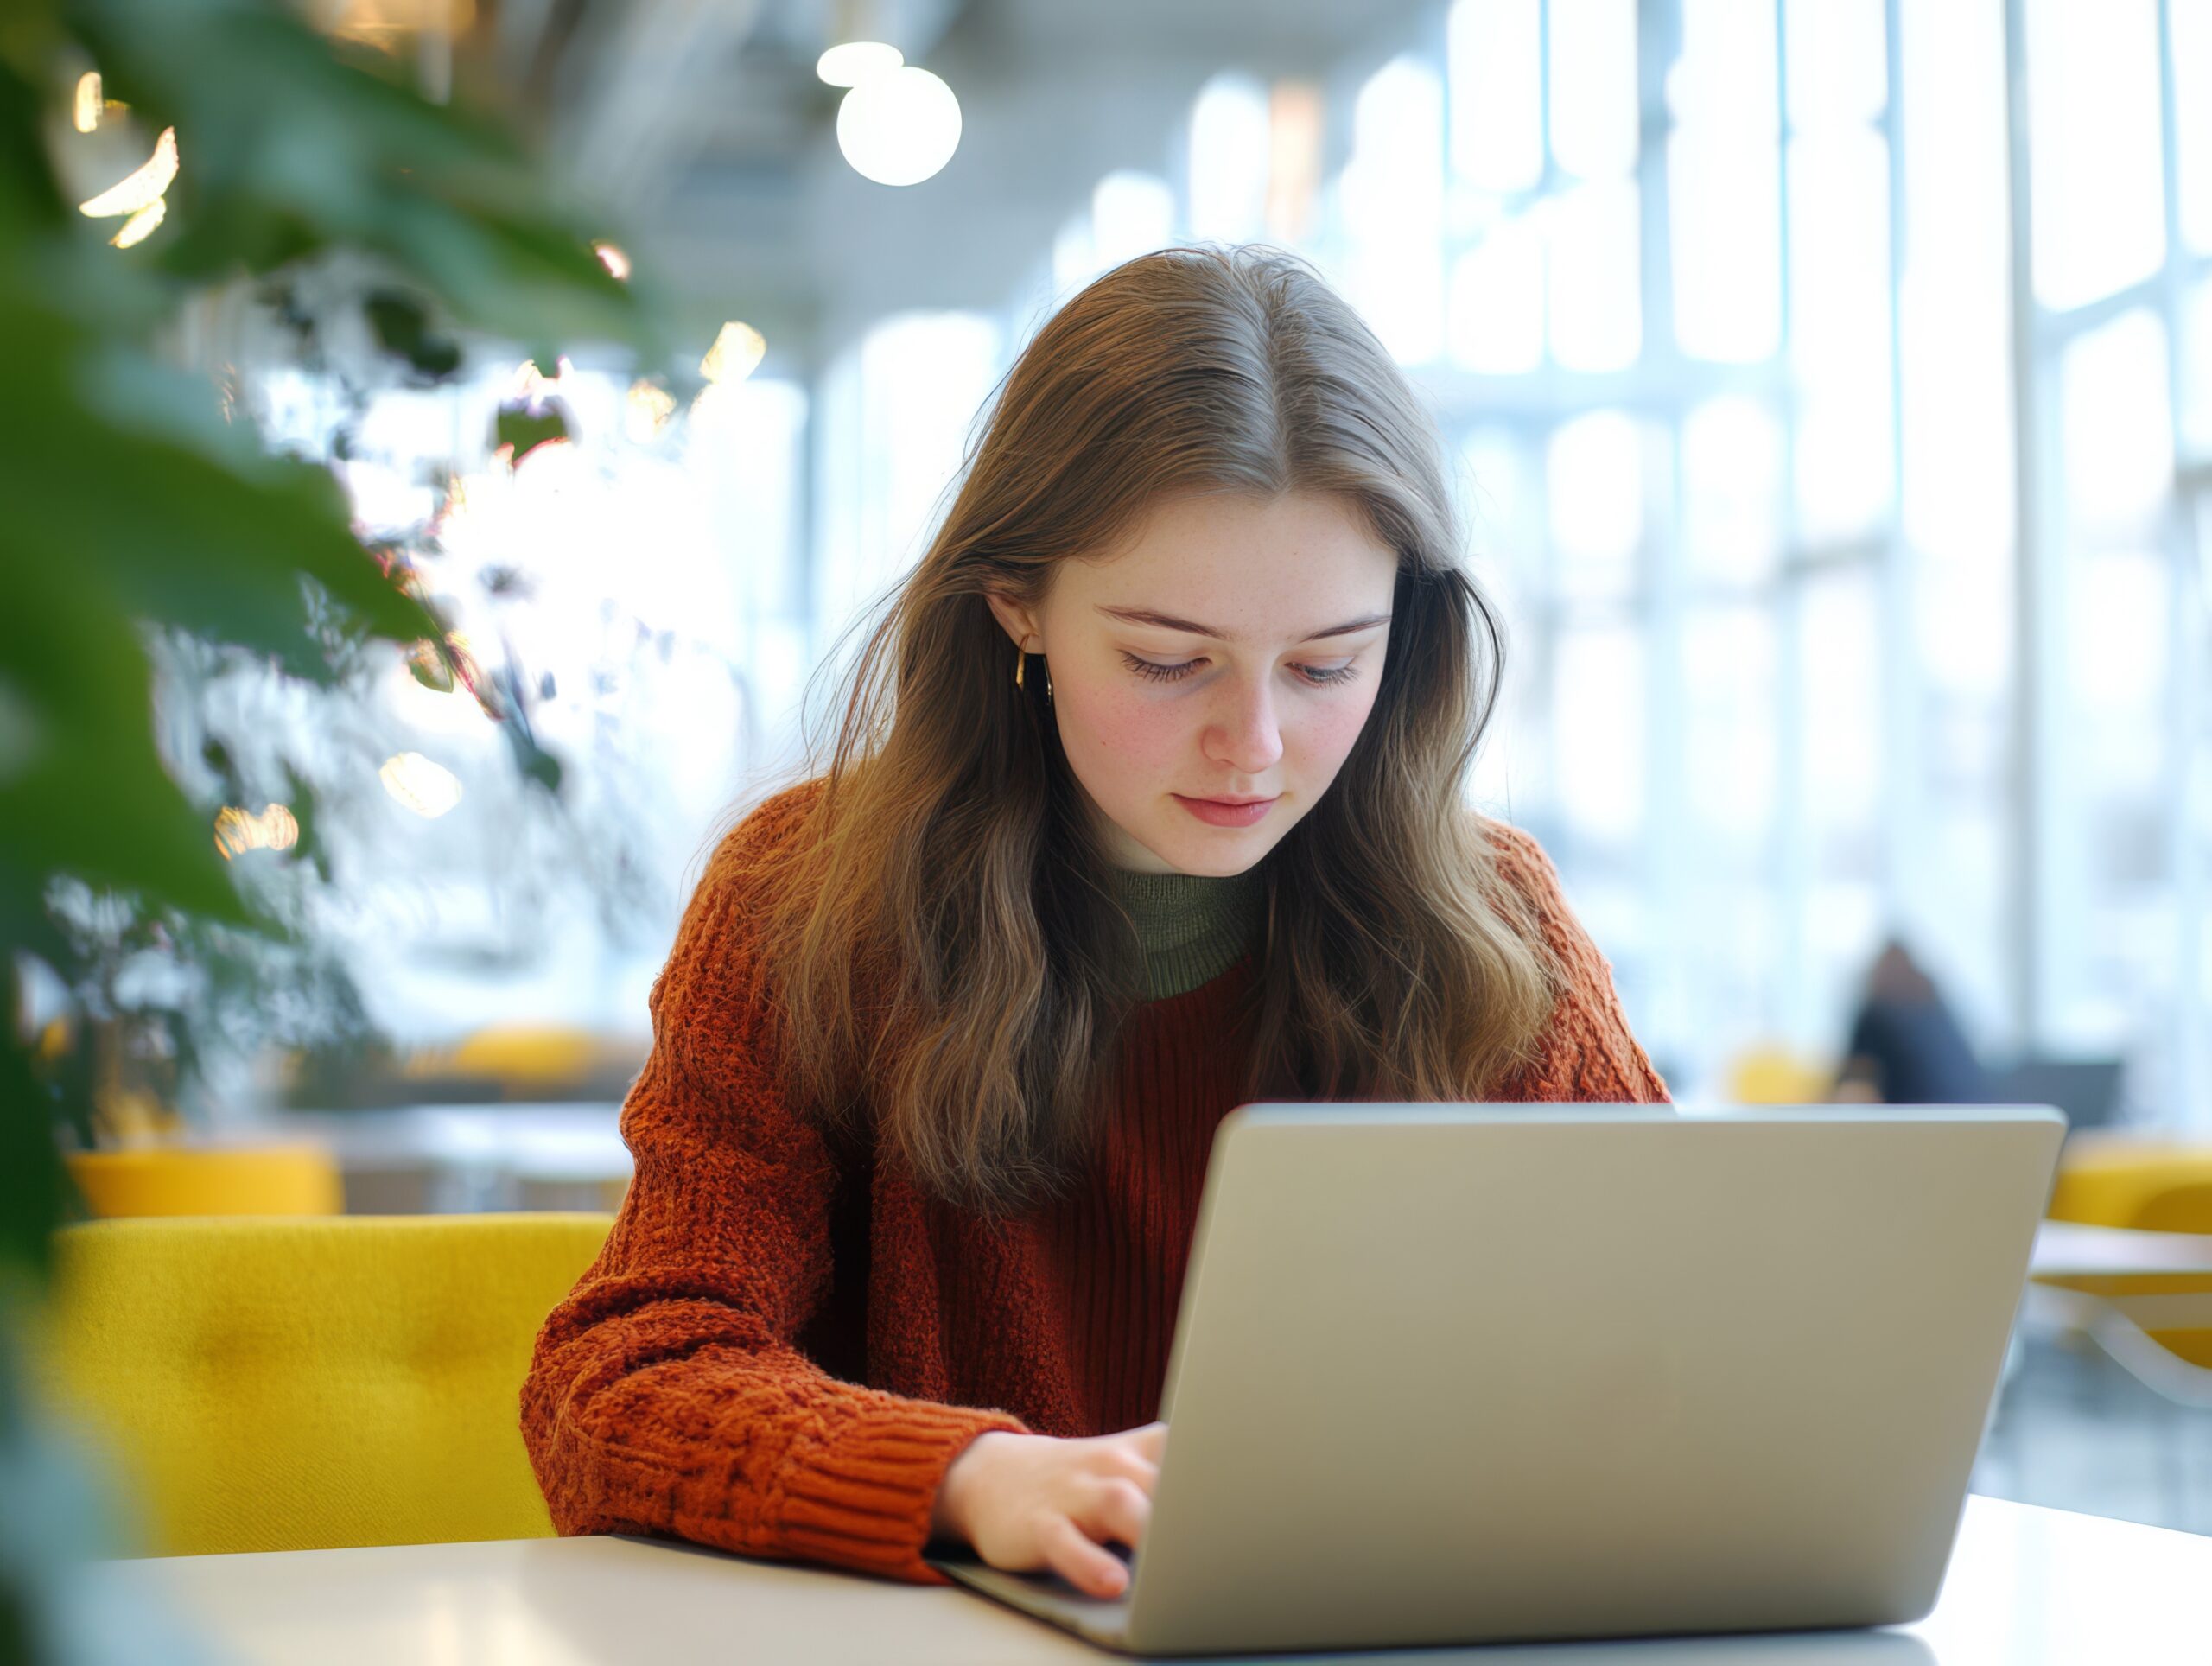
[
  {"xmin": 213, "ymin": 0, "xmax": 2209, "ymax": 1131},
  {"xmin": 25, "ymin": 0, "xmax": 2212, "ymax": 1550}
]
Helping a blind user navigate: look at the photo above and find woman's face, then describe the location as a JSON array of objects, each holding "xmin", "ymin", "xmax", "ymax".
[{"xmin": 988, "ymin": 490, "xmax": 1399, "ymax": 876}]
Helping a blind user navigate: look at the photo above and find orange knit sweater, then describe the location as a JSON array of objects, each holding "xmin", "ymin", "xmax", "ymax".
[{"xmin": 520, "ymin": 779, "xmax": 1669, "ymax": 1584}]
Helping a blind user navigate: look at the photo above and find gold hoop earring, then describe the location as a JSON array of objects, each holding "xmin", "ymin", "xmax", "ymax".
[{"xmin": 1014, "ymin": 650, "xmax": 1026, "ymax": 691}]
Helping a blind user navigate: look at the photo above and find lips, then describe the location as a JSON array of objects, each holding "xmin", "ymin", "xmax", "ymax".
[{"xmin": 1173, "ymin": 793, "xmax": 1279, "ymax": 828}]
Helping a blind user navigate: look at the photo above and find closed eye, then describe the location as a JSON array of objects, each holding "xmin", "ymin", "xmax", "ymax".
[
  {"xmin": 1121, "ymin": 654, "xmax": 1201, "ymax": 684},
  {"xmin": 1121, "ymin": 653, "xmax": 1358, "ymax": 688}
]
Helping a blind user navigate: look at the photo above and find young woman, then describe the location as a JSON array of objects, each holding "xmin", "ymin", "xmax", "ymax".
[{"xmin": 522, "ymin": 245, "xmax": 1667, "ymax": 1600}]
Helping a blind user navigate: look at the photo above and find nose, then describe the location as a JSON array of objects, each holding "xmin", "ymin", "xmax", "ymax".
[{"xmin": 1204, "ymin": 671, "xmax": 1284, "ymax": 779}]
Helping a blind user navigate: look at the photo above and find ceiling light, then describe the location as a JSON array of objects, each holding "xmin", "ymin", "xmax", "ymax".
[
  {"xmin": 836, "ymin": 67, "xmax": 961, "ymax": 188},
  {"xmin": 817, "ymin": 41, "xmax": 902, "ymax": 87}
]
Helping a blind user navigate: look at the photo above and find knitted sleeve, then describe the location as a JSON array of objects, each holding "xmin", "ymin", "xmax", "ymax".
[
  {"xmin": 519, "ymin": 786, "xmax": 1027, "ymax": 1583},
  {"xmin": 1481, "ymin": 821, "xmax": 1672, "ymax": 1104}
]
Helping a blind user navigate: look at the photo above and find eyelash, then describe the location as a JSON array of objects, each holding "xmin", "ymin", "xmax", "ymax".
[{"xmin": 1121, "ymin": 652, "xmax": 1359, "ymax": 688}]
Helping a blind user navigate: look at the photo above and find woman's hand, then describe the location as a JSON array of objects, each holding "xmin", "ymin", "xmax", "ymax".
[{"xmin": 929, "ymin": 1421, "xmax": 1166, "ymax": 1598}]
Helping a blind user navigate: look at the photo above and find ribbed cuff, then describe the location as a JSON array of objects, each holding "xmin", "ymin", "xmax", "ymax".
[{"xmin": 778, "ymin": 1395, "xmax": 1028, "ymax": 1582}]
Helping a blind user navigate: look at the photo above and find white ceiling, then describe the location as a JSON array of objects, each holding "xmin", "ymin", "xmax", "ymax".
[{"xmin": 473, "ymin": 0, "xmax": 1433, "ymax": 369}]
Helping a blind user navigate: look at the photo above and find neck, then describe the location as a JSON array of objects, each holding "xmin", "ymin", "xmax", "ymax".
[{"xmin": 1109, "ymin": 864, "xmax": 1266, "ymax": 1001}]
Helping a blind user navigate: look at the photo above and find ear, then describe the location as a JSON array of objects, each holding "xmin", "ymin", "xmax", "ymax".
[{"xmin": 983, "ymin": 591, "xmax": 1044, "ymax": 655}]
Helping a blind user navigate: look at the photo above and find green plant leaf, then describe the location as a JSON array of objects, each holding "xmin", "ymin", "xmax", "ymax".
[
  {"xmin": 62, "ymin": 0, "xmax": 671, "ymax": 365},
  {"xmin": 494, "ymin": 404, "xmax": 567, "ymax": 463},
  {"xmin": 0, "ymin": 558, "xmax": 247, "ymax": 923},
  {"xmin": 0, "ymin": 1038, "xmax": 69, "ymax": 1281},
  {"xmin": 363, "ymin": 287, "xmax": 463, "ymax": 382}
]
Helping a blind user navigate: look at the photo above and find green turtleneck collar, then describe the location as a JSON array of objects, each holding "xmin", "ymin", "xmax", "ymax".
[{"xmin": 1109, "ymin": 863, "xmax": 1267, "ymax": 1000}]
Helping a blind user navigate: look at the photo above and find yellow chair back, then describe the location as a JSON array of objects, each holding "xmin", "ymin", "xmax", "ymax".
[
  {"xmin": 2124, "ymin": 1181, "xmax": 2212, "ymax": 1370},
  {"xmin": 68, "ymin": 1145, "xmax": 344, "ymax": 1218},
  {"xmin": 40, "ymin": 1212, "xmax": 612, "ymax": 1555},
  {"xmin": 2128, "ymin": 1180, "xmax": 2212, "ymax": 1238},
  {"xmin": 2046, "ymin": 1140, "xmax": 2212, "ymax": 1226},
  {"xmin": 435, "ymin": 1024, "xmax": 603, "ymax": 1088},
  {"xmin": 1722, "ymin": 1043, "xmax": 1835, "ymax": 1106}
]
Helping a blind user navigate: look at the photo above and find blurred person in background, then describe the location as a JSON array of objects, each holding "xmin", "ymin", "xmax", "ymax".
[
  {"xmin": 521, "ymin": 245, "xmax": 1667, "ymax": 1601},
  {"xmin": 1834, "ymin": 937, "xmax": 1993, "ymax": 1108}
]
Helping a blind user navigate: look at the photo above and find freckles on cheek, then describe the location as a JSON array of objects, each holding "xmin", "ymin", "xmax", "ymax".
[
  {"xmin": 1300, "ymin": 694, "xmax": 1381, "ymax": 779},
  {"xmin": 1065, "ymin": 688, "xmax": 1185, "ymax": 777}
]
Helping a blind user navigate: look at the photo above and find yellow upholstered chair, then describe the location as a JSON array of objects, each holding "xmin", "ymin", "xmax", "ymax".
[
  {"xmin": 2038, "ymin": 1145, "xmax": 2212, "ymax": 1372},
  {"xmin": 38, "ymin": 1212, "xmax": 613, "ymax": 1555},
  {"xmin": 1722, "ymin": 1043, "xmax": 1836, "ymax": 1106},
  {"xmin": 2045, "ymin": 1138, "xmax": 2212, "ymax": 1229},
  {"xmin": 2126, "ymin": 1180, "xmax": 2212, "ymax": 1239},
  {"xmin": 439, "ymin": 1024, "xmax": 603, "ymax": 1089},
  {"xmin": 2120, "ymin": 1181, "xmax": 2212, "ymax": 1371},
  {"xmin": 2034, "ymin": 1174, "xmax": 2212, "ymax": 1373},
  {"xmin": 67, "ymin": 1145, "xmax": 344, "ymax": 1218}
]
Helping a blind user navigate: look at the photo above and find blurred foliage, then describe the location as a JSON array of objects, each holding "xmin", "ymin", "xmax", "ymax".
[{"xmin": 0, "ymin": 0, "xmax": 671, "ymax": 1657}]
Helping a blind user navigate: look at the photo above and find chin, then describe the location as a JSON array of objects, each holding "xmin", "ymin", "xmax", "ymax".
[{"xmin": 1156, "ymin": 829, "xmax": 1276, "ymax": 877}]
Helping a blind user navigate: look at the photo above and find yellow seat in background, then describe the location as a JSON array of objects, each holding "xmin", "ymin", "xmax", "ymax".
[
  {"xmin": 2130, "ymin": 1180, "xmax": 2212, "ymax": 1237},
  {"xmin": 436, "ymin": 1024, "xmax": 603, "ymax": 1088},
  {"xmin": 39, "ymin": 1212, "xmax": 613, "ymax": 1555},
  {"xmin": 2038, "ymin": 1158, "xmax": 2212, "ymax": 1371},
  {"xmin": 1721, "ymin": 1043, "xmax": 1836, "ymax": 1106},
  {"xmin": 67, "ymin": 1145, "xmax": 344, "ymax": 1218},
  {"xmin": 2114, "ymin": 1179, "xmax": 2212, "ymax": 1370},
  {"xmin": 2046, "ymin": 1136, "xmax": 2212, "ymax": 1229}
]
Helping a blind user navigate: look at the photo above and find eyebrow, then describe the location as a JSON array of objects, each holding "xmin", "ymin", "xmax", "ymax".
[{"xmin": 1094, "ymin": 605, "xmax": 1393, "ymax": 643}]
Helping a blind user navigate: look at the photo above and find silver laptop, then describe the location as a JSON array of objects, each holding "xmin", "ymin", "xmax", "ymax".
[{"xmin": 929, "ymin": 1103, "xmax": 2063, "ymax": 1656}]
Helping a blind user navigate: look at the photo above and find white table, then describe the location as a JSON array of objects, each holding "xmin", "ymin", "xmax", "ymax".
[
  {"xmin": 2025, "ymin": 1220, "xmax": 2212, "ymax": 1357},
  {"xmin": 256, "ymin": 1103, "xmax": 632, "ymax": 1211},
  {"xmin": 262, "ymin": 1103, "xmax": 632, "ymax": 1179},
  {"xmin": 2031, "ymin": 1221, "xmax": 2212, "ymax": 1279},
  {"xmin": 84, "ymin": 1496, "xmax": 2210, "ymax": 1664}
]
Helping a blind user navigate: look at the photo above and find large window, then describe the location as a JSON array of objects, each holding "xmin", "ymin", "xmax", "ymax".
[
  {"xmin": 2022, "ymin": 0, "xmax": 2210, "ymax": 1121},
  {"xmin": 813, "ymin": 0, "xmax": 2209, "ymax": 1122},
  {"xmin": 1147, "ymin": 0, "xmax": 2209, "ymax": 1113},
  {"xmin": 249, "ymin": 348, "xmax": 810, "ymax": 1040}
]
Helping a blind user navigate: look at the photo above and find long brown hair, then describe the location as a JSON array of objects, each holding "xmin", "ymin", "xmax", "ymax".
[{"xmin": 753, "ymin": 244, "xmax": 1560, "ymax": 1215}]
